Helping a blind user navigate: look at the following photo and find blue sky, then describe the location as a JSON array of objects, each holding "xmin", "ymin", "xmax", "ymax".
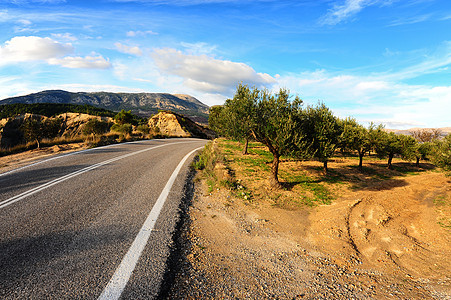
[{"xmin": 0, "ymin": 0, "xmax": 450, "ymax": 128}]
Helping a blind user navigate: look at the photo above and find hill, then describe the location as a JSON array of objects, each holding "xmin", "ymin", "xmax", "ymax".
[
  {"xmin": 0, "ymin": 90, "xmax": 209, "ymax": 123},
  {"xmin": 387, "ymin": 127, "xmax": 451, "ymax": 137},
  {"xmin": 0, "ymin": 103, "xmax": 116, "ymax": 119}
]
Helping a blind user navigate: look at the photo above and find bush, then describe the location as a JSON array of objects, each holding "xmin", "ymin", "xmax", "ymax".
[
  {"xmin": 111, "ymin": 123, "xmax": 133, "ymax": 135},
  {"xmin": 82, "ymin": 119, "xmax": 110, "ymax": 135},
  {"xmin": 136, "ymin": 124, "xmax": 150, "ymax": 134}
]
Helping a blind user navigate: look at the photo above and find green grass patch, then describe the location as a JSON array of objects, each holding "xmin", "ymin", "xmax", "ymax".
[
  {"xmin": 280, "ymin": 171, "xmax": 333, "ymax": 206},
  {"xmin": 433, "ymin": 195, "xmax": 449, "ymax": 206}
]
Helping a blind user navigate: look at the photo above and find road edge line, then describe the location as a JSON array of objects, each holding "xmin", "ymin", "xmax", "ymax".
[{"xmin": 97, "ymin": 146, "xmax": 203, "ymax": 300}]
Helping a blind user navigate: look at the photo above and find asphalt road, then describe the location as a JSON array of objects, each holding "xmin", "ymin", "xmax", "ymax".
[{"xmin": 0, "ymin": 138, "xmax": 207, "ymax": 299}]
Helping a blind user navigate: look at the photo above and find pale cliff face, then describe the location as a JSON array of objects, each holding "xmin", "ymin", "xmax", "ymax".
[{"xmin": 148, "ymin": 112, "xmax": 191, "ymax": 137}]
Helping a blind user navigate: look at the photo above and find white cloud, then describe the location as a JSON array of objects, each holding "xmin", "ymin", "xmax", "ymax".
[
  {"xmin": 180, "ymin": 42, "xmax": 217, "ymax": 55},
  {"xmin": 115, "ymin": 42, "xmax": 143, "ymax": 56},
  {"xmin": 381, "ymin": 41, "xmax": 451, "ymax": 81},
  {"xmin": 0, "ymin": 10, "xmax": 8, "ymax": 22},
  {"xmin": 126, "ymin": 30, "xmax": 157, "ymax": 37},
  {"xmin": 47, "ymin": 55, "xmax": 111, "ymax": 69},
  {"xmin": 0, "ymin": 36, "xmax": 73, "ymax": 63},
  {"xmin": 17, "ymin": 19, "xmax": 31, "ymax": 25},
  {"xmin": 277, "ymin": 69, "xmax": 451, "ymax": 129},
  {"xmin": 320, "ymin": 0, "xmax": 395, "ymax": 25},
  {"xmin": 151, "ymin": 47, "xmax": 276, "ymax": 94},
  {"xmin": 1, "ymin": 0, "xmax": 67, "ymax": 3},
  {"xmin": 0, "ymin": 36, "xmax": 112, "ymax": 69},
  {"xmin": 388, "ymin": 14, "xmax": 431, "ymax": 26},
  {"xmin": 51, "ymin": 32, "xmax": 77, "ymax": 41}
]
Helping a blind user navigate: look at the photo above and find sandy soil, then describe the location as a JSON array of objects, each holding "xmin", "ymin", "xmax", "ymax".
[{"xmin": 168, "ymin": 148, "xmax": 451, "ymax": 299}]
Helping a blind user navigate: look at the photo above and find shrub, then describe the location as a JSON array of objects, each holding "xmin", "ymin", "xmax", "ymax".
[
  {"xmin": 111, "ymin": 123, "xmax": 132, "ymax": 135},
  {"xmin": 136, "ymin": 124, "xmax": 150, "ymax": 134},
  {"xmin": 82, "ymin": 119, "xmax": 110, "ymax": 135}
]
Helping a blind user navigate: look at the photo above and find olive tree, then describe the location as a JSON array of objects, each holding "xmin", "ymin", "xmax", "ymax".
[
  {"xmin": 114, "ymin": 109, "xmax": 135, "ymax": 125},
  {"xmin": 209, "ymin": 83, "xmax": 258, "ymax": 154},
  {"xmin": 251, "ymin": 88, "xmax": 308, "ymax": 186},
  {"xmin": 339, "ymin": 118, "xmax": 372, "ymax": 170},
  {"xmin": 375, "ymin": 132, "xmax": 417, "ymax": 169},
  {"xmin": 431, "ymin": 134, "xmax": 451, "ymax": 172},
  {"xmin": 302, "ymin": 103, "xmax": 341, "ymax": 172},
  {"xmin": 82, "ymin": 119, "xmax": 110, "ymax": 136},
  {"xmin": 20, "ymin": 117, "xmax": 62, "ymax": 148},
  {"xmin": 410, "ymin": 129, "xmax": 441, "ymax": 167},
  {"xmin": 20, "ymin": 118, "xmax": 43, "ymax": 148}
]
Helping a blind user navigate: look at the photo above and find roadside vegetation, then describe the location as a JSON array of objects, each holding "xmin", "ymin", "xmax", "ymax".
[
  {"xmin": 209, "ymin": 84, "xmax": 450, "ymax": 183},
  {"xmin": 0, "ymin": 105, "xmax": 178, "ymax": 157},
  {"xmin": 201, "ymin": 83, "xmax": 451, "ymax": 209},
  {"xmin": 194, "ymin": 138, "xmax": 449, "ymax": 209}
]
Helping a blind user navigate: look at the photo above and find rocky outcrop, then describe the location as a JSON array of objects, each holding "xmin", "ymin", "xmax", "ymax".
[
  {"xmin": 148, "ymin": 111, "xmax": 215, "ymax": 139},
  {"xmin": 0, "ymin": 113, "xmax": 113, "ymax": 148}
]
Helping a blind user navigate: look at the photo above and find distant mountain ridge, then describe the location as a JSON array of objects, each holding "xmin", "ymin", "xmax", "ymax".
[
  {"xmin": 386, "ymin": 127, "xmax": 451, "ymax": 137},
  {"xmin": 0, "ymin": 90, "xmax": 209, "ymax": 123}
]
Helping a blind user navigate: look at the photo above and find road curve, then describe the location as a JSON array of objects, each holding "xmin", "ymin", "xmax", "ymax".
[{"xmin": 0, "ymin": 138, "xmax": 207, "ymax": 299}]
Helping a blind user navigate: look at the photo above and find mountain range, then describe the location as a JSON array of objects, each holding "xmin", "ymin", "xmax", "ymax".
[{"xmin": 0, "ymin": 90, "xmax": 210, "ymax": 123}]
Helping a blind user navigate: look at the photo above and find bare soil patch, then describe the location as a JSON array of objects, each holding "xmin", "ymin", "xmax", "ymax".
[{"xmin": 168, "ymin": 140, "xmax": 450, "ymax": 299}]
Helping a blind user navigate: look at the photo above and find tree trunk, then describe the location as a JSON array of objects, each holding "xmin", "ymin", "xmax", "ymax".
[
  {"xmin": 242, "ymin": 137, "xmax": 249, "ymax": 155},
  {"xmin": 416, "ymin": 157, "xmax": 420, "ymax": 167},
  {"xmin": 270, "ymin": 153, "xmax": 280, "ymax": 187},
  {"xmin": 36, "ymin": 138, "xmax": 40, "ymax": 149},
  {"xmin": 387, "ymin": 154, "xmax": 394, "ymax": 169},
  {"xmin": 358, "ymin": 150, "xmax": 364, "ymax": 171},
  {"xmin": 323, "ymin": 160, "xmax": 328, "ymax": 173}
]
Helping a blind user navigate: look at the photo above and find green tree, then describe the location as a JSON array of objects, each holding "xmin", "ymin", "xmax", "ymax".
[
  {"xmin": 111, "ymin": 123, "xmax": 133, "ymax": 135},
  {"xmin": 210, "ymin": 83, "xmax": 259, "ymax": 154},
  {"xmin": 415, "ymin": 142, "xmax": 433, "ymax": 167},
  {"xmin": 43, "ymin": 118, "xmax": 63, "ymax": 139},
  {"xmin": 136, "ymin": 124, "xmax": 150, "ymax": 135},
  {"xmin": 302, "ymin": 103, "xmax": 341, "ymax": 172},
  {"xmin": 20, "ymin": 118, "xmax": 43, "ymax": 148},
  {"xmin": 82, "ymin": 119, "xmax": 110, "ymax": 136},
  {"xmin": 375, "ymin": 132, "xmax": 417, "ymax": 169},
  {"xmin": 208, "ymin": 105, "xmax": 226, "ymax": 137},
  {"xmin": 399, "ymin": 134, "xmax": 418, "ymax": 162},
  {"xmin": 431, "ymin": 134, "xmax": 451, "ymax": 172},
  {"xmin": 410, "ymin": 129, "xmax": 441, "ymax": 167},
  {"xmin": 20, "ymin": 117, "xmax": 62, "ymax": 148},
  {"xmin": 339, "ymin": 118, "xmax": 372, "ymax": 170},
  {"xmin": 114, "ymin": 109, "xmax": 135, "ymax": 125},
  {"xmin": 251, "ymin": 88, "xmax": 307, "ymax": 186}
]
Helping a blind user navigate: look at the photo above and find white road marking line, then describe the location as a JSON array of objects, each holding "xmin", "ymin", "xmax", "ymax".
[
  {"xmin": 0, "ymin": 138, "xmax": 180, "ymax": 178},
  {"xmin": 0, "ymin": 141, "xmax": 197, "ymax": 209},
  {"xmin": 97, "ymin": 146, "xmax": 203, "ymax": 300}
]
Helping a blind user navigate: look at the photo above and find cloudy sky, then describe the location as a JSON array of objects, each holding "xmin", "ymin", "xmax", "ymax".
[{"xmin": 0, "ymin": 0, "xmax": 450, "ymax": 128}]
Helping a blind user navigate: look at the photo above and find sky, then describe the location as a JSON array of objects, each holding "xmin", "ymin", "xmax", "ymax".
[{"xmin": 0, "ymin": 0, "xmax": 450, "ymax": 129}]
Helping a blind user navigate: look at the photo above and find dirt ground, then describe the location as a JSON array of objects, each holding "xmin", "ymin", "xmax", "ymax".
[{"xmin": 168, "ymin": 143, "xmax": 451, "ymax": 299}]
